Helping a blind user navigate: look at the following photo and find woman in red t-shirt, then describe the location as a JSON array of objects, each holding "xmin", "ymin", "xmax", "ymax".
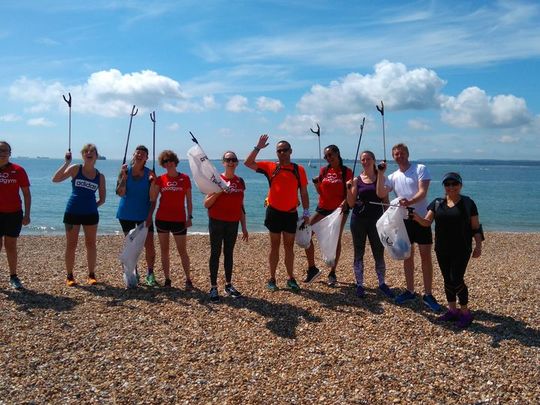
[
  {"xmin": 304, "ymin": 145, "xmax": 352, "ymax": 286},
  {"xmin": 0, "ymin": 141, "xmax": 31, "ymax": 290},
  {"xmin": 204, "ymin": 151, "xmax": 248, "ymax": 302},
  {"xmin": 150, "ymin": 150, "xmax": 193, "ymax": 289}
]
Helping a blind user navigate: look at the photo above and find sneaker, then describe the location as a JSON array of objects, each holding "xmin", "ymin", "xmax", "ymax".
[
  {"xmin": 287, "ymin": 278, "xmax": 301, "ymax": 292},
  {"xmin": 327, "ymin": 271, "xmax": 337, "ymax": 287},
  {"xmin": 378, "ymin": 283, "xmax": 395, "ymax": 299},
  {"xmin": 9, "ymin": 276, "xmax": 23, "ymax": 290},
  {"xmin": 66, "ymin": 275, "xmax": 77, "ymax": 287},
  {"xmin": 164, "ymin": 278, "xmax": 172, "ymax": 288},
  {"xmin": 185, "ymin": 279, "xmax": 194, "ymax": 291},
  {"xmin": 145, "ymin": 272, "xmax": 158, "ymax": 287},
  {"xmin": 224, "ymin": 284, "xmax": 242, "ymax": 298},
  {"xmin": 304, "ymin": 266, "xmax": 321, "ymax": 283},
  {"xmin": 395, "ymin": 290, "xmax": 416, "ymax": 304},
  {"xmin": 209, "ymin": 286, "xmax": 219, "ymax": 302},
  {"xmin": 438, "ymin": 310, "xmax": 460, "ymax": 322},
  {"xmin": 266, "ymin": 279, "xmax": 278, "ymax": 292},
  {"xmin": 457, "ymin": 311, "xmax": 473, "ymax": 328},
  {"xmin": 87, "ymin": 274, "xmax": 97, "ymax": 285},
  {"xmin": 422, "ymin": 294, "xmax": 442, "ymax": 312},
  {"xmin": 356, "ymin": 285, "xmax": 365, "ymax": 298}
]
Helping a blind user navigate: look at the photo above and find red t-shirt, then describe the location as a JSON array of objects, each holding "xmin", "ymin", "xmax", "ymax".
[
  {"xmin": 155, "ymin": 173, "xmax": 191, "ymax": 222},
  {"xmin": 0, "ymin": 163, "xmax": 30, "ymax": 213},
  {"xmin": 256, "ymin": 161, "xmax": 308, "ymax": 212},
  {"xmin": 318, "ymin": 166, "xmax": 353, "ymax": 210},
  {"xmin": 208, "ymin": 175, "xmax": 245, "ymax": 222}
]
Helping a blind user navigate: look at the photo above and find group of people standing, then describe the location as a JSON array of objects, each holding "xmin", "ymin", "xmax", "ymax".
[{"xmin": 0, "ymin": 135, "xmax": 483, "ymax": 327}]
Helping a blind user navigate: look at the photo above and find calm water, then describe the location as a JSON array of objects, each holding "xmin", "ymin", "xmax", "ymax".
[{"xmin": 13, "ymin": 157, "xmax": 540, "ymax": 235}]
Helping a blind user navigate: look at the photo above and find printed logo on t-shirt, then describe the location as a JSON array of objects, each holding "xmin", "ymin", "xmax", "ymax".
[
  {"xmin": 74, "ymin": 179, "xmax": 98, "ymax": 191},
  {"xmin": 0, "ymin": 172, "xmax": 17, "ymax": 184},
  {"xmin": 323, "ymin": 171, "xmax": 342, "ymax": 184},
  {"xmin": 226, "ymin": 181, "xmax": 243, "ymax": 193},
  {"xmin": 162, "ymin": 180, "xmax": 184, "ymax": 192}
]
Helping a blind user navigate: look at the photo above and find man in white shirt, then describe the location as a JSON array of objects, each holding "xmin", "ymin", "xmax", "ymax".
[{"xmin": 382, "ymin": 143, "xmax": 441, "ymax": 312}]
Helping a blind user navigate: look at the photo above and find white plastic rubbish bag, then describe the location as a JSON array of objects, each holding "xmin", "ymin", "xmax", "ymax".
[
  {"xmin": 187, "ymin": 144, "xmax": 230, "ymax": 194},
  {"xmin": 295, "ymin": 218, "xmax": 312, "ymax": 249},
  {"xmin": 120, "ymin": 223, "xmax": 149, "ymax": 288},
  {"xmin": 311, "ymin": 208, "xmax": 344, "ymax": 267},
  {"xmin": 376, "ymin": 198, "xmax": 411, "ymax": 260}
]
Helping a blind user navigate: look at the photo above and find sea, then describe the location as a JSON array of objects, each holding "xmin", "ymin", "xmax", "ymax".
[{"xmin": 12, "ymin": 157, "xmax": 540, "ymax": 235}]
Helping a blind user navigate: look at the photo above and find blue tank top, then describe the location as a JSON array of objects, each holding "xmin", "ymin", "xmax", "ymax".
[
  {"xmin": 65, "ymin": 165, "xmax": 100, "ymax": 215},
  {"xmin": 116, "ymin": 166, "xmax": 151, "ymax": 221}
]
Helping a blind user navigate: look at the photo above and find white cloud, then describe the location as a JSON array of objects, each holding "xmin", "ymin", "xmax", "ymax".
[
  {"xmin": 498, "ymin": 135, "xmax": 520, "ymax": 144},
  {"xmin": 256, "ymin": 96, "xmax": 284, "ymax": 112},
  {"xmin": 9, "ymin": 69, "xmax": 212, "ymax": 117},
  {"xmin": 168, "ymin": 123, "xmax": 180, "ymax": 131},
  {"xmin": 0, "ymin": 114, "xmax": 21, "ymax": 122},
  {"xmin": 408, "ymin": 119, "xmax": 431, "ymax": 131},
  {"xmin": 226, "ymin": 95, "xmax": 250, "ymax": 112},
  {"xmin": 441, "ymin": 87, "xmax": 532, "ymax": 128},
  {"xmin": 282, "ymin": 60, "xmax": 444, "ymax": 134},
  {"xmin": 27, "ymin": 117, "xmax": 55, "ymax": 127},
  {"xmin": 279, "ymin": 114, "xmax": 318, "ymax": 135},
  {"xmin": 203, "ymin": 95, "xmax": 218, "ymax": 109}
]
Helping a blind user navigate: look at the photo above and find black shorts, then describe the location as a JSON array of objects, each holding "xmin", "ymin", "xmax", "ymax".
[
  {"xmin": 315, "ymin": 207, "xmax": 334, "ymax": 217},
  {"xmin": 0, "ymin": 211, "xmax": 23, "ymax": 237},
  {"xmin": 404, "ymin": 218, "xmax": 433, "ymax": 245},
  {"xmin": 155, "ymin": 220, "xmax": 187, "ymax": 236},
  {"xmin": 63, "ymin": 212, "xmax": 99, "ymax": 226},
  {"xmin": 119, "ymin": 219, "xmax": 154, "ymax": 234},
  {"xmin": 264, "ymin": 205, "xmax": 298, "ymax": 234}
]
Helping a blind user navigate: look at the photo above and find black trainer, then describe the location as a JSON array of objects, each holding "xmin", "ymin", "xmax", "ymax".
[
  {"xmin": 209, "ymin": 286, "xmax": 219, "ymax": 302},
  {"xmin": 304, "ymin": 266, "xmax": 321, "ymax": 283},
  {"xmin": 224, "ymin": 284, "xmax": 242, "ymax": 298}
]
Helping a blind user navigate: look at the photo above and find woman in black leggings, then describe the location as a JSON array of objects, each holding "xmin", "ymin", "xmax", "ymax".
[
  {"xmin": 412, "ymin": 172, "xmax": 483, "ymax": 328},
  {"xmin": 204, "ymin": 151, "xmax": 248, "ymax": 302}
]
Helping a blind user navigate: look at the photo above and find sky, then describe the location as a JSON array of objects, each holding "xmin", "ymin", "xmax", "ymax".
[{"xmin": 0, "ymin": 0, "xmax": 539, "ymax": 161}]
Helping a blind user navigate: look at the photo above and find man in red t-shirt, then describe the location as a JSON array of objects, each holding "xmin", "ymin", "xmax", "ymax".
[
  {"xmin": 0, "ymin": 141, "xmax": 31, "ymax": 289},
  {"xmin": 244, "ymin": 134, "xmax": 309, "ymax": 292}
]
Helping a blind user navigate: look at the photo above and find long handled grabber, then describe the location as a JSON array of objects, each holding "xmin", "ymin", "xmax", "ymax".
[
  {"xmin": 370, "ymin": 201, "xmax": 415, "ymax": 218},
  {"xmin": 150, "ymin": 111, "xmax": 156, "ymax": 172},
  {"xmin": 62, "ymin": 93, "xmax": 72, "ymax": 152},
  {"xmin": 122, "ymin": 105, "xmax": 138, "ymax": 165},
  {"xmin": 351, "ymin": 117, "xmax": 366, "ymax": 179},
  {"xmin": 310, "ymin": 123, "xmax": 322, "ymax": 171},
  {"xmin": 376, "ymin": 100, "xmax": 386, "ymax": 170}
]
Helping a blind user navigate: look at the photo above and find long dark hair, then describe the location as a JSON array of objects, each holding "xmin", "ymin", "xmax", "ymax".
[
  {"xmin": 360, "ymin": 150, "xmax": 377, "ymax": 174},
  {"xmin": 323, "ymin": 144, "xmax": 348, "ymax": 196}
]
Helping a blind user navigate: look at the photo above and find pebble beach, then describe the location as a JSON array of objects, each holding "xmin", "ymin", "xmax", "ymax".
[{"xmin": 1, "ymin": 232, "xmax": 539, "ymax": 404}]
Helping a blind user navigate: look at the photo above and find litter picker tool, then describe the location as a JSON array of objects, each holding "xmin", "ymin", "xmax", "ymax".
[
  {"xmin": 370, "ymin": 201, "xmax": 415, "ymax": 218},
  {"xmin": 310, "ymin": 123, "xmax": 322, "ymax": 171},
  {"xmin": 150, "ymin": 111, "xmax": 156, "ymax": 172},
  {"xmin": 122, "ymin": 105, "xmax": 138, "ymax": 165},
  {"xmin": 62, "ymin": 93, "xmax": 72, "ymax": 152},
  {"xmin": 376, "ymin": 100, "xmax": 386, "ymax": 170},
  {"xmin": 351, "ymin": 117, "xmax": 366, "ymax": 179}
]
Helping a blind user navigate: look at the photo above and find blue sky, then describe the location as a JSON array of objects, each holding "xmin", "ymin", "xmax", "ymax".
[{"xmin": 1, "ymin": 0, "xmax": 539, "ymax": 161}]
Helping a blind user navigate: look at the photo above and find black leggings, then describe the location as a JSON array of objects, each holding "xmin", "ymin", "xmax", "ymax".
[
  {"xmin": 209, "ymin": 218, "xmax": 239, "ymax": 286},
  {"xmin": 436, "ymin": 250, "xmax": 471, "ymax": 306}
]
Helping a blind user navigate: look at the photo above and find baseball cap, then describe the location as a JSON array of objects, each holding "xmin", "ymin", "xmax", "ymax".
[{"xmin": 442, "ymin": 172, "xmax": 462, "ymax": 184}]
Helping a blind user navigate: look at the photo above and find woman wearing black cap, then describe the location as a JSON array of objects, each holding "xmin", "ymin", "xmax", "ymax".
[{"xmin": 411, "ymin": 172, "xmax": 483, "ymax": 328}]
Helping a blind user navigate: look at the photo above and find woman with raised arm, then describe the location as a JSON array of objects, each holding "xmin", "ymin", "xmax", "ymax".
[
  {"xmin": 411, "ymin": 172, "xmax": 483, "ymax": 328},
  {"xmin": 304, "ymin": 145, "xmax": 352, "ymax": 286},
  {"xmin": 204, "ymin": 151, "xmax": 248, "ymax": 302},
  {"xmin": 116, "ymin": 145, "xmax": 157, "ymax": 286},
  {"xmin": 346, "ymin": 151, "xmax": 394, "ymax": 298},
  {"xmin": 52, "ymin": 144, "xmax": 106, "ymax": 286},
  {"xmin": 149, "ymin": 150, "xmax": 193, "ymax": 289},
  {"xmin": 0, "ymin": 141, "xmax": 31, "ymax": 290}
]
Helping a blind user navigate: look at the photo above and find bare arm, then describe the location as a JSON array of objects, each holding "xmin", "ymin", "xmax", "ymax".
[
  {"xmin": 21, "ymin": 186, "xmax": 31, "ymax": 225},
  {"xmin": 375, "ymin": 170, "xmax": 391, "ymax": 199},
  {"xmin": 240, "ymin": 209, "xmax": 248, "ymax": 242},
  {"xmin": 204, "ymin": 191, "xmax": 224, "ymax": 209},
  {"xmin": 346, "ymin": 178, "xmax": 357, "ymax": 208},
  {"xmin": 96, "ymin": 174, "xmax": 106, "ymax": 207},
  {"xmin": 412, "ymin": 210, "xmax": 434, "ymax": 227},
  {"xmin": 116, "ymin": 164, "xmax": 128, "ymax": 196},
  {"xmin": 244, "ymin": 134, "xmax": 269, "ymax": 171},
  {"xmin": 185, "ymin": 188, "xmax": 193, "ymax": 228},
  {"xmin": 52, "ymin": 152, "xmax": 75, "ymax": 183}
]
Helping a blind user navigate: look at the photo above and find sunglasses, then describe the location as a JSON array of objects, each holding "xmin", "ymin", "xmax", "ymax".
[
  {"xmin": 277, "ymin": 148, "xmax": 290, "ymax": 154},
  {"xmin": 443, "ymin": 181, "xmax": 460, "ymax": 187},
  {"xmin": 224, "ymin": 157, "xmax": 238, "ymax": 163},
  {"xmin": 162, "ymin": 159, "xmax": 175, "ymax": 164}
]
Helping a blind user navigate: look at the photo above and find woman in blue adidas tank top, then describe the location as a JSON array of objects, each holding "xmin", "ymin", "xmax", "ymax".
[
  {"xmin": 52, "ymin": 144, "xmax": 106, "ymax": 287},
  {"xmin": 116, "ymin": 145, "xmax": 156, "ymax": 286}
]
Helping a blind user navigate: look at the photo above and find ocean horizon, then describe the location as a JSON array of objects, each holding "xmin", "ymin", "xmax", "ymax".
[{"xmin": 11, "ymin": 157, "xmax": 540, "ymax": 235}]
